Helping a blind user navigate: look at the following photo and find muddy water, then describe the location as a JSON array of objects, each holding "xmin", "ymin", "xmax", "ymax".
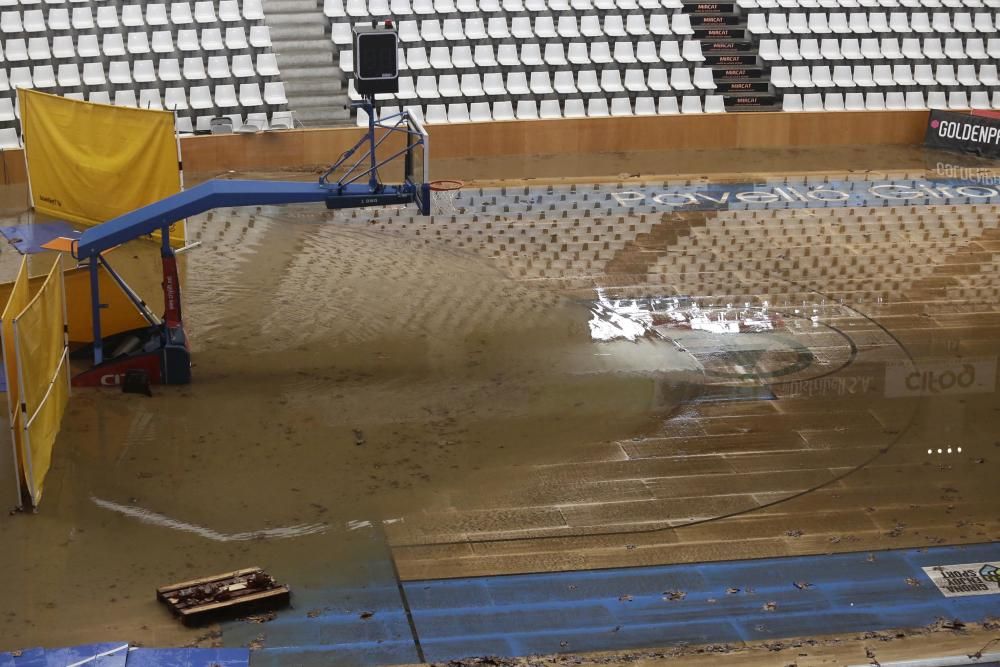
[
  {"xmin": 0, "ymin": 198, "xmax": 690, "ymax": 649},
  {"xmin": 2, "ymin": 154, "xmax": 999, "ymax": 650}
]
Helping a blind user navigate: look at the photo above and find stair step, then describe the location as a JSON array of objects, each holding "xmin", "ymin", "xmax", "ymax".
[
  {"xmin": 268, "ymin": 23, "xmax": 328, "ymax": 39},
  {"xmin": 275, "ymin": 51, "xmax": 334, "ymax": 66},
  {"xmin": 704, "ymin": 54, "xmax": 759, "ymax": 67},
  {"xmin": 682, "ymin": 1, "xmax": 736, "ymax": 12},
  {"xmin": 288, "ymin": 92, "xmax": 348, "ymax": 107},
  {"xmin": 724, "ymin": 92, "xmax": 781, "ymax": 111},
  {"xmin": 266, "ymin": 0, "xmax": 350, "ymax": 125},
  {"xmin": 690, "ymin": 15, "xmax": 743, "ymax": 26},
  {"xmin": 293, "ymin": 106, "xmax": 352, "ymax": 124},
  {"xmin": 711, "ymin": 65, "xmax": 765, "ymax": 78},
  {"xmin": 282, "ymin": 66, "xmax": 341, "ymax": 81},
  {"xmin": 701, "ymin": 40, "xmax": 755, "ymax": 52},
  {"xmin": 726, "ymin": 103, "xmax": 783, "ymax": 112},
  {"xmin": 262, "ymin": 0, "xmax": 322, "ymax": 12},
  {"xmin": 715, "ymin": 80, "xmax": 771, "ymax": 93},
  {"xmin": 265, "ymin": 12, "xmax": 328, "ymax": 26},
  {"xmin": 275, "ymin": 39, "xmax": 333, "ymax": 53},
  {"xmin": 694, "ymin": 26, "xmax": 748, "ymax": 39}
]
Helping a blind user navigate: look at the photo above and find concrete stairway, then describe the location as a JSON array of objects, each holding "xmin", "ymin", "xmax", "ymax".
[
  {"xmin": 683, "ymin": 0, "xmax": 780, "ymax": 111},
  {"xmin": 262, "ymin": 0, "xmax": 351, "ymax": 126}
]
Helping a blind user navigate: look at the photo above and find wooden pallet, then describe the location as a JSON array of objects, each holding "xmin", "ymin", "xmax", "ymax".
[{"xmin": 156, "ymin": 567, "xmax": 290, "ymax": 626}]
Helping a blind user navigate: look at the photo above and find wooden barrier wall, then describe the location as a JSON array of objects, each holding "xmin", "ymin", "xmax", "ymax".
[{"xmin": 0, "ymin": 110, "xmax": 931, "ymax": 185}]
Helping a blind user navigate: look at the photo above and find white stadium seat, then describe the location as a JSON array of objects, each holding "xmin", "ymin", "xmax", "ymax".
[
  {"xmin": 564, "ymin": 98, "xmax": 586, "ymax": 118},
  {"xmin": 680, "ymin": 95, "xmax": 702, "ymax": 113},
  {"xmin": 159, "ymin": 59, "xmax": 182, "ymax": 82},
  {"xmin": 134, "ymin": 60, "xmax": 157, "ymax": 83},
  {"xmin": 492, "ymin": 101, "xmax": 515, "ymax": 120},
  {"xmin": 184, "ymin": 57, "xmax": 207, "ymax": 81},
  {"xmin": 658, "ymin": 96, "xmax": 680, "ymax": 114},
  {"xmin": 140, "ymin": 89, "xmax": 164, "ymax": 110},
  {"xmin": 516, "ymin": 100, "xmax": 539, "ymax": 120},
  {"xmin": 208, "ymin": 56, "xmax": 232, "ymax": 79}
]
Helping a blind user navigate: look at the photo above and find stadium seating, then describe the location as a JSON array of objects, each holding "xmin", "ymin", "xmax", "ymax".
[
  {"xmin": 0, "ymin": 0, "xmax": 998, "ymax": 135},
  {"xmin": 0, "ymin": 0, "xmax": 289, "ymax": 144},
  {"xmin": 327, "ymin": 0, "xmax": 1000, "ymax": 122},
  {"xmin": 328, "ymin": 2, "xmax": 727, "ymax": 121},
  {"xmin": 749, "ymin": 4, "xmax": 1000, "ymax": 110}
]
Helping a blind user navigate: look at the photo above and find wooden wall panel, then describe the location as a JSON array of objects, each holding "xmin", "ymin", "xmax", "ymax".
[{"xmin": 0, "ymin": 111, "xmax": 932, "ymax": 184}]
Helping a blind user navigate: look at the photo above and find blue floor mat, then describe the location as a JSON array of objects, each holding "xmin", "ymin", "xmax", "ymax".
[
  {"xmin": 403, "ymin": 542, "xmax": 1000, "ymax": 662},
  {"xmin": 5, "ymin": 649, "xmax": 44, "ymax": 667},
  {"xmin": 41, "ymin": 643, "xmax": 128, "ymax": 667},
  {"xmin": 124, "ymin": 649, "xmax": 249, "ymax": 667},
  {"xmin": 0, "ymin": 222, "xmax": 80, "ymax": 255}
]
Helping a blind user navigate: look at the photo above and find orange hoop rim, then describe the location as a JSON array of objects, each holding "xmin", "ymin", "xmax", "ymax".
[{"xmin": 429, "ymin": 179, "xmax": 463, "ymax": 192}]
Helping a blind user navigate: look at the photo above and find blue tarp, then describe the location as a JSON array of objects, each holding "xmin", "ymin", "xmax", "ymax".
[
  {"xmin": 4, "ymin": 649, "xmax": 43, "ymax": 667},
  {"xmin": 1, "ymin": 643, "xmax": 127, "ymax": 667},
  {"xmin": 242, "ymin": 541, "xmax": 999, "ymax": 665},
  {"xmin": 0, "ymin": 222, "xmax": 79, "ymax": 255},
  {"xmin": 123, "ymin": 649, "xmax": 248, "ymax": 667},
  {"xmin": 402, "ymin": 542, "xmax": 1000, "ymax": 662},
  {"xmin": 42, "ymin": 643, "xmax": 128, "ymax": 667}
]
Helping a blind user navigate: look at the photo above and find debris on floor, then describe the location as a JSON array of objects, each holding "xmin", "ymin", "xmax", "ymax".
[
  {"xmin": 157, "ymin": 567, "xmax": 290, "ymax": 626},
  {"xmin": 243, "ymin": 611, "xmax": 277, "ymax": 624},
  {"xmin": 122, "ymin": 368, "xmax": 153, "ymax": 396}
]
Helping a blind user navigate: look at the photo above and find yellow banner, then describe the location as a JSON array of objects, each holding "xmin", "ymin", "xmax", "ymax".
[
  {"xmin": 1, "ymin": 257, "xmax": 30, "ymax": 500},
  {"xmin": 21, "ymin": 89, "xmax": 185, "ymax": 247},
  {"xmin": 12, "ymin": 259, "xmax": 68, "ymax": 506},
  {"xmin": 2, "ymin": 258, "xmax": 30, "ymax": 420},
  {"xmin": 24, "ymin": 356, "xmax": 68, "ymax": 505},
  {"xmin": 15, "ymin": 261, "xmax": 65, "ymax": 417}
]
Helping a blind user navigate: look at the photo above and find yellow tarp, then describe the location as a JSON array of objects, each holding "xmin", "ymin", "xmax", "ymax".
[
  {"xmin": 1, "ymin": 257, "xmax": 30, "ymax": 499},
  {"xmin": 16, "ymin": 261, "xmax": 65, "ymax": 416},
  {"xmin": 63, "ymin": 260, "xmax": 150, "ymax": 343},
  {"xmin": 2, "ymin": 258, "xmax": 29, "ymax": 417},
  {"xmin": 12, "ymin": 259, "xmax": 68, "ymax": 505},
  {"xmin": 21, "ymin": 89, "xmax": 185, "ymax": 247},
  {"xmin": 23, "ymin": 355, "xmax": 68, "ymax": 505},
  {"xmin": 0, "ymin": 253, "xmax": 149, "ymax": 344}
]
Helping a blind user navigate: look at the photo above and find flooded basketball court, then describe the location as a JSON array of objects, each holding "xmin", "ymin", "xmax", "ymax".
[{"xmin": 0, "ymin": 145, "xmax": 998, "ymax": 659}]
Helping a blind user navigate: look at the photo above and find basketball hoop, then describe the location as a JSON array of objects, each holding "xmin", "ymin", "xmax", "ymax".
[
  {"xmin": 428, "ymin": 180, "xmax": 463, "ymax": 214},
  {"xmin": 429, "ymin": 179, "xmax": 463, "ymax": 191}
]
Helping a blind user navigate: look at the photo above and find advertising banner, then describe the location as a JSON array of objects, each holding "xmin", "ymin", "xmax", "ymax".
[
  {"xmin": 884, "ymin": 357, "xmax": 997, "ymax": 398},
  {"xmin": 924, "ymin": 109, "xmax": 1000, "ymax": 158}
]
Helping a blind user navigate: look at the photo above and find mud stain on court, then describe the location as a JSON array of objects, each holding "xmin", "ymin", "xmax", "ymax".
[{"xmin": 0, "ymin": 155, "xmax": 998, "ymax": 650}]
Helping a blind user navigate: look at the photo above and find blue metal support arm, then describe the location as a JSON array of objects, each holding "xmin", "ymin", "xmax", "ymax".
[
  {"xmin": 74, "ymin": 101, "xmax": 429, "ymax": 376},
  {"xmin": 77, "ymin": 180, "xmax": 329, "ymax": 258},
  {"xmin": 76, "ymin": 179, "xmax": 420, "ymax": 259},
  {"xmin": 76, "ymin": 178, "xmax": 418, "ymax": 367}
]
